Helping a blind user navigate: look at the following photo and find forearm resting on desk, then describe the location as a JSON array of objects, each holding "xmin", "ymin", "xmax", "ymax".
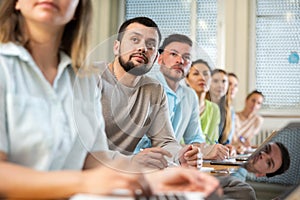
[
  {"xmin": 84, "ymin": 150, "xmax": 169, "ymax": 172},
  {"xmin": 0, "ymin": 161, "xmax": 85, "ymax": 199},
  {"xmin": 0, "ymin": 159, "xmax": 143, "ymax": 199}
]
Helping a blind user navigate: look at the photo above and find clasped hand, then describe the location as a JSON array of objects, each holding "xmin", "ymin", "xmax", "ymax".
[{"xmin": 132, "ymin": 145, "xmax": 201, "ymax": 169}]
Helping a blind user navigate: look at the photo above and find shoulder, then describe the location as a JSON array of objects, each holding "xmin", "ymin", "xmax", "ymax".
[
  {"xmin": 0, "ymin": 43, "xmax": 24, "ymax": 85},
  {"xmin": 181, "ymin": 84, "xmax": 198, "ymax": 100},
  {"xmin": 255, "ymin": 114, "xmax": 264, "ymax": 125},
  {"xmin": 206, "ymin": 100, "xmax": 219, "ymax": 112},
  {"xmin": 94, "ymin": 62, "xmax": 111, "ymax": 81},
  {"xmin": 181, "ymin": 84, "xmax": 196, "ymax": 94},
  {"xmin": 140, "ymin": 75, "xmax": 164, "ymax": 92},
  {"xmin": 138, "ymin": 76, "xmax": 168, "ymax": 106},
  {"xmin": 0, "ymin": 42, "xmax": 29, "ymax": 61}
]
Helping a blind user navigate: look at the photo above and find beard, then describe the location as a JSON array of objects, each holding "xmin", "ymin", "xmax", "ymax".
[
  {"xmin": 118, "ymin": 53, "xmax": 152, "ymax": 76},
  {"xmin": 160, "ymin": 60, "xmax": 185, "ymax": 81}
]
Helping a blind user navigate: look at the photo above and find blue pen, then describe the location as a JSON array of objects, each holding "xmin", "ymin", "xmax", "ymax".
[{"xmin": 239, "ymin": 136, "xmax": 246, "ymax": 144}]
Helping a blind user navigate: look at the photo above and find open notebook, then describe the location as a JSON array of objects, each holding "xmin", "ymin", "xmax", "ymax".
[{"xmin": 210, "ymin": 130, "xmax": 279, "ymax": 166}]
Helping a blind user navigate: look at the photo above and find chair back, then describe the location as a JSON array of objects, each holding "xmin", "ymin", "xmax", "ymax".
[{"xmin": 246, "ymin": 122, "xmax": 300, "ymax": 185}]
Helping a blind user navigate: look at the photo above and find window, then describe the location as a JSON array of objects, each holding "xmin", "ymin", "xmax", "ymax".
[
  {"xmin": 255, "ymin": 0, "xmax": 300, "ymax": 110},
  {"xmin": 125, "ymin": 0, "xmax": 218, "ymax": 71}
]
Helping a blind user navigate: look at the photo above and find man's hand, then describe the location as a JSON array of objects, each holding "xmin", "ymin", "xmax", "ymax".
[
  {"xmin": 132, "ymin": 147, "xmax": 172, "ymax": 169},
  {"xmin": 225, "ymin": 144, "xmax": 237, "ymax": 157},
  {"xmin": 202, "ymin": 144, "xmax": 229, "ymax": 160},
  {"xmin": 178, "ymin": 145, "xmax": 200, "ymax": 168},
  {"xmin": 236, "ymin": 145, "xmax": 247, "ymax": 154},
  {"xmin": 145, "ymin": 167, "xmax": 222, "ymax": 198}
]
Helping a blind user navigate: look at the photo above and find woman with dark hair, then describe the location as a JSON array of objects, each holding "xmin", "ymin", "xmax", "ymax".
[{"xmin": 186, "ymin": 59, "xmax": 220, "ymax": 145}]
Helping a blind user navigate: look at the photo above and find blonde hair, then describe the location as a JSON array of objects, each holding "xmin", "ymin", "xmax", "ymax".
[{"xmin": 0, "ymin": 0, "xmax": 92, "ymax": 70}]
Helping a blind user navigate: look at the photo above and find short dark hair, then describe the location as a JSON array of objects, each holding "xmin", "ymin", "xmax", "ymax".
[
  {"xmin": 117, "ymin": 17, "xmax": 162, "ymax": 44},
  {"xmin": 266, "ymin": 142, "xmax": 291, "ymax": 177},
  {"xmin": 228, "ymin": 72, "xmax": 238, "ymax": 80},
  {"xmin": 246, "ymin": 90, "xmax": 264, "ymax": 100},
  {"xmin": 159, "ymin": 34, "xmax": 192, "ymax": 54}
]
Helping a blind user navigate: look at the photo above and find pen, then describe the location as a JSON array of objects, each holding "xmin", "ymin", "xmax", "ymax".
[{"xmin": 239, "ymin": 136, "xmax": 246, "ymax": 144}]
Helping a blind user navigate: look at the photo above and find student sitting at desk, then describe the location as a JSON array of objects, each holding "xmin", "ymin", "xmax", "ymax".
[
  {"xmin": 134, "ymin": 34, "xmax": 230, "ymax": 161},
  {"xmin": 0, "ymin": 1, "xmax": 220, "ymax": 199},
  {"xmin": 233, "ymin": 90, "xmax": 264, "ymax": 153},
  {"xmin": 99, "ymin": 17, "xmax": 202, "ymax": 170},
  {"xmin": 232, "ymin": 142, "xmax": 290, "ymax": 181},
  {"xmin": 185, "ymin": 59, "xmax": 220, "ymax": 145},
  {"xmin": 208, "ymin": 69, "xmax": 235, "ymax": 145}
]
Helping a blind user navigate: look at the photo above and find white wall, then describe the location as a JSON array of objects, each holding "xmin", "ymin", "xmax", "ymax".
[{"xmin": 218, "ymin": 0, "xmax": 250, "ymax": 112}]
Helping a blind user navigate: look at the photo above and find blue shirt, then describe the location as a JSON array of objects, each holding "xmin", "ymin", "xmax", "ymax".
[
  {"xmin": 231, "ymin": 167, "xmax": 248, "ymax": 182},
  {"xmin": 0, "ymin": 42, "xmax": 108, "ymax": 170},
  {"xmin": 134, "ymin": 72, "xmax": 205, "ymax": 153}
]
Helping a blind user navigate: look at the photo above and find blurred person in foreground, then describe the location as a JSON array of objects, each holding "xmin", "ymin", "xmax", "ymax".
[{"xmin": 0, "ymin": 1, "xmax": 219, "ymax": 198}]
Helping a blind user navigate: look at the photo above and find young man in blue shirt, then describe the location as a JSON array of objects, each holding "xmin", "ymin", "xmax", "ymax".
[{"xmin": 135, "ymin": 34, "xmax": 230, "ymax": 160}]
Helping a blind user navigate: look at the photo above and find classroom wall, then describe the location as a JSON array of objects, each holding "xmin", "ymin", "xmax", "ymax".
[
  {"xmin": 90, "ymin": 0, "xmax": 300, "ymax": 131},
  {"xmin": 90, "ymin": 0, "xmax": 250, "ymax": 111},
  {"xmin": 218, "ymin": 0, "xmax": 250, "ymax": 112}
]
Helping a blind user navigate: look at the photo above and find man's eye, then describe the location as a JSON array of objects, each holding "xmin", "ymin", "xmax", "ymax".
[
  {"xmin": 146, "ymin": 42, "xmax": 156, "ymax": 50},
  {"xmin": 132, "ymin": 37, "xmax": 139, "ymax": 43},
  {"xmin": 170, "ymin": 52, "xmax": 177, "ymax": 56},
  {"xmin": 183, "ymin": 55, "xmax": 191, "ymax": 62}
]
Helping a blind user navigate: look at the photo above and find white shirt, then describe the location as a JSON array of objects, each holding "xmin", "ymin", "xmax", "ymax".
[{"xmin": 0, "ymin": 42, "xmax": 108, "ymax": 171}]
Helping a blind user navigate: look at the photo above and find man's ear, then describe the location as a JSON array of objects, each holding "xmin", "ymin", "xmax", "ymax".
[
  {"xmin": 113, "ymin": 40, "xmax": 120, "ymax": 56},
  {"xmin": 255, "ymin": 173, "xmax": 266, "ymax": 177}
]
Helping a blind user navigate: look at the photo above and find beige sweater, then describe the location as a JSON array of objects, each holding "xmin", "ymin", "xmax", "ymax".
[{"xmin": 100, "ymin": 68, "xmax": 181, "ymax": 157}]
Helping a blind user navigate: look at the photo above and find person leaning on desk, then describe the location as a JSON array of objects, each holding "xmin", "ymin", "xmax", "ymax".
[{"xmin": 0, "ymin": 0, "xmax": 220, "ymax": 199}]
